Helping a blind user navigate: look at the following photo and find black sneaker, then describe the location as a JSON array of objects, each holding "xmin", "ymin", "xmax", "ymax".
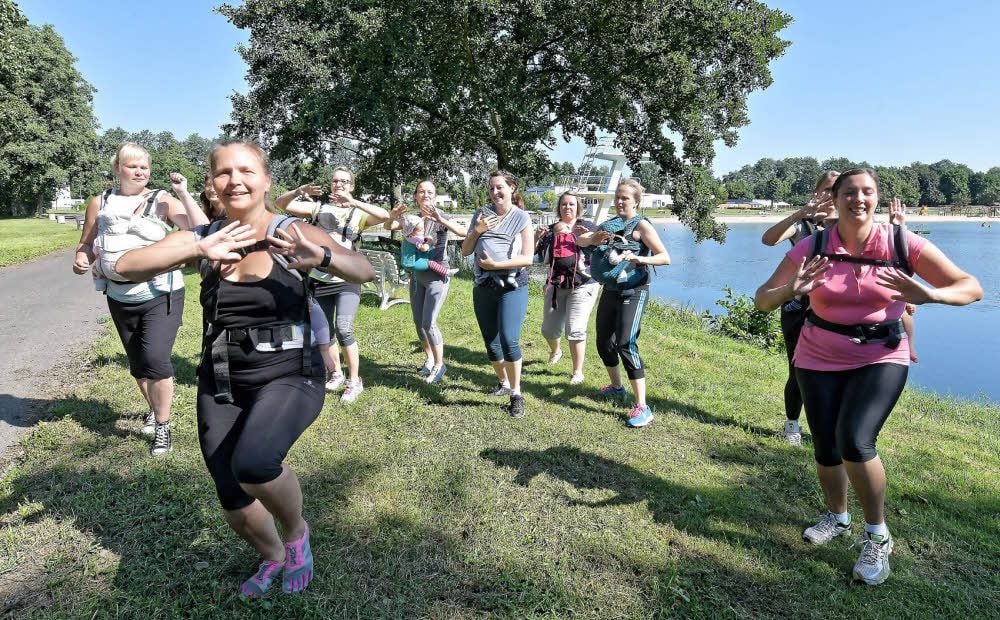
[
  {"xmin": 151, "ymin": 422, "xmax": 172, "ymax": 457},
  {"xmin": 508, "ymin": 394, "xmax": 525, "ymax": 419}
]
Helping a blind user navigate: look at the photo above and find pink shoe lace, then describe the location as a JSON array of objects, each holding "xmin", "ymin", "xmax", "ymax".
[{"xmin": 240, "ymin": 559, "xmax": 283, "ymax": 597}]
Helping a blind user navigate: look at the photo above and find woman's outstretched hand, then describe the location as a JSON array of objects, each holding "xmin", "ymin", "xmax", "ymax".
[
  {"xmin": 789, "ymin": 255, "xmax": 831, "ymax": 297},
  {"xmin": 197, "ymin": 221, "xmax": 257, "ymax": 263},
  {"xmin": 877, "ymin": 268, "xmax": 934, "ymax": 305},
  {"xmin": 889, "ymin": 197, "xmax": 907, "ymax": 225},
  {"xmin": 268, "ymin": 223, "xmax": 325, "ymax": 271}
]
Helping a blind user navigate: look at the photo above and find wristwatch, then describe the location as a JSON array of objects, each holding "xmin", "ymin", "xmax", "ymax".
[{"xmin": 319, "ymin": 246, "xmax": 333, "ymax": 268}]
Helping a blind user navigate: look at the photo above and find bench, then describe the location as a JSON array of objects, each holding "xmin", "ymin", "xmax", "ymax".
[{"xmin": 360, "ymin": 249, "xmax": 410, "ymax": 310}]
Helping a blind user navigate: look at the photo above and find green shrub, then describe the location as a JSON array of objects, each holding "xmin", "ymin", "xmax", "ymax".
[{"xmin": 705, "ymin": 287, "xmax": 784, "ymax": 352}]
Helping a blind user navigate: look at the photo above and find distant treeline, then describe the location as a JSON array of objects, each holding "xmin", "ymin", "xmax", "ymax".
[{"xmin": 719, "ymin": 157, "xmax": 1000, "ymax": 208}]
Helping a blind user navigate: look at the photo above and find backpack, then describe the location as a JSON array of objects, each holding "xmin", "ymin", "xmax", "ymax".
[
  {"xmin": 198, "ymin": 215, "xmax": 318, "ymax": 403},
  {"xmin": 809, "ymin": 223, "xmax": 912, "ymax": 276},
  {"xmin": 590, "ymin": 215, "xmax": 651, "ymax": 289}
]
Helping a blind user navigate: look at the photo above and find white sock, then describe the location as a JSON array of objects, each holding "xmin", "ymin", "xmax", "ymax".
[
  {"xmin": 832, "ymin": 511, "xmax": 851, "ymax": 526},
  {"xmin": 510, "ymin": 389, "xmax": 521, "ymax": 396},
  {"xmin": 865, "ymin": 522, "xmax": 889, "ymax": 538}
]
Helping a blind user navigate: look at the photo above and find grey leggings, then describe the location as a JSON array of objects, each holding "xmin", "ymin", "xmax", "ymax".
[
  {"xmin": 315, "ymin": 283, "xmax": 361, "ymax": 346},
  {"xmin": 410, "ymin": 271, "xmax": 450, "ymax": 346}
]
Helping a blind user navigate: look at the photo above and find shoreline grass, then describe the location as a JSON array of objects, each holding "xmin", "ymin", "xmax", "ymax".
[
  {"xmin": 1, "ymin": 274, "xmax": 997, "ymax": 618},
  {"xmin": 0, "ymin": 218, "xmax": 81, "ymax": 268}
]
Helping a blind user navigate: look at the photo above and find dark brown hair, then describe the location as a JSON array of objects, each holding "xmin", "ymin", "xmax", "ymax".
[{"xmin": 831, "ymin": 168, "xmax": 878, "ymax": 197}]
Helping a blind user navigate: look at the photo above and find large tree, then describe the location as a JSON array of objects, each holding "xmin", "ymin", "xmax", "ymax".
[
  {"xmin": 220, "ymin": 0, "xmax": 790, "ymax": 240},
  {"xmin": 0, "ymin": 0, "xmax": 100, "ymax": 215}
]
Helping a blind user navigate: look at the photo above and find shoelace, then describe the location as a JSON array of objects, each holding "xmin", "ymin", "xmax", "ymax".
[
  {"xmin": 153, "ymin": 424, "xmax": 169, "ymax": 446},
  {"xmin": 629, "ymin": 405, "xmax": 646, "ymax": 418},
  {"xmin": 253, "ymin": 562, "xmax": 280, "ymax": 584},
  {"xmin": 855, "ymin": 537, "xmax": 888, "ymax": 566}
]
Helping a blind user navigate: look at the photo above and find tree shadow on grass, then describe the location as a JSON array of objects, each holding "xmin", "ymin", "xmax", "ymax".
[{"xmin": 0, "ymin": 452, "xmax": 590, "ymax": 618}]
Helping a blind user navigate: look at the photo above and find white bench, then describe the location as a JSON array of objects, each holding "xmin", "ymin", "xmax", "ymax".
[{"xmin": 360, "ymin": 249, "xmax": 410, "ymax": 310}]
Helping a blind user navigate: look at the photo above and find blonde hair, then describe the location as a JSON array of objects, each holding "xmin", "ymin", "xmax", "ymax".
[
  {"xmin": 814, "ymin": 170, "xmax": 840, "ymax": 194},
  {"xmin": 112, "ymin": 142, "xmax": 151, "ymax": 168},
  {"xmin": 207, "ymin": 140, "xmax": 276, "ymax": 213},
  {"xmin": 332, "ymin": 166, "xmax": 355, "ymax": 185},
  {"xmin": 618, "ymin": 178, "xmax": 644, "ymax": 204}
]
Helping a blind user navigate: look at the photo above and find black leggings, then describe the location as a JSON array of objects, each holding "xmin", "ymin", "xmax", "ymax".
[
  {"xmin": 107, "ymin": 290, "xmax": 184, "ymax": 379},
  {"xmin": 779, "ymin": 303, "xmax": 807, "ymax": 421},
  {"xmin": 595, "ymin": 286, "xmax": 649, "ymax": 380},
  {"xmin": 197, "ymin": 374, "xmax": 324, "ymax": 511},
  {"xmin": 796, "ymin": 363, "xmax": 908, "ymax": 466}
]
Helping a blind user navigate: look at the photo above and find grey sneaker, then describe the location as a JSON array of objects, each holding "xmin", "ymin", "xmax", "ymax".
[
  {"xmin": 417, "ymin": 360, "xmax": 434, "ymax": 377},
  {"xmin": 426, "ymin": 364, "xmax": 447, "ymax": 384},
  {"xmin": 341, "ymin": 379, "xmax": 364, "ymax": 403},
  {"xmin": 803, "ymin": 512, "xmax": 852, "ymax": 545},
  {"xmin": 141, "ymin": 411, "xmax": 156, "ymax": 436},
  {"xmin": 784, "ymin": 419, "xmax": 802, "ymax": 446},
  {"xmin": 852, "ymin": 531, "xmax": 894, "ymax": 585},
  {"xmin": 150, "ymin": 422, "xmax": 172, "ymax": 457},
  {"xmin": 488, "ymin": 383, "xmax": 512, "ymax": 397},
  {"xmin": 508, "ymin": 394, "xmax": 525, "ymax": 419}
]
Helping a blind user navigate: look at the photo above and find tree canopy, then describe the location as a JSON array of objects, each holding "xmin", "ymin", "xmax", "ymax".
[
  {"xmin": 0, "ymin": 0, "xmax": 100, "ymax": 215},
  {"xmin": 220, "ymin": 0, "xmax": 791, "ymax": 240}
]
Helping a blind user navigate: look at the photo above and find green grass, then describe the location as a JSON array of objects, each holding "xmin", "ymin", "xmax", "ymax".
[
  {"xmin": 1, "ymin": 274, "xmax": 997, "ymax": 618},
  {"xmin": 0, "ymin": 218, "xmax": 81, "ymax": 268}
]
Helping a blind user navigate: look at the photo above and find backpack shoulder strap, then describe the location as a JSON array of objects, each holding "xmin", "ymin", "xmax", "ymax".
[
  {"xmin": 139, "ymin": 190, "xmax": 163, "ymax": 217},
  {"xmin": 268, "ymin": 215, "xmax": 305, "ymax": 280},
  {"xmin": 99, "ymin": 188, "xmax": 114, "ymax": 210},
  {"xmin": 810, "ymin": 227, "xmax": 829, "ymax": 260},
  {"xmin": 890, "ymin": 223, "xmax": 912, "ymax": 275}
]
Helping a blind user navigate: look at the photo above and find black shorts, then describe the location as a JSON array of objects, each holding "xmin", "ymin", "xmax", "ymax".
[{"xmin": 107, "ymin": 290, "xmax": 184, "ymax": 380}]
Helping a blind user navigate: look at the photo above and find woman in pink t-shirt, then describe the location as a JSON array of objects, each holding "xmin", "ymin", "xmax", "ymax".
[{"xmin": 754, "ymin": 168, "xmax": 982, "ymax": 585}]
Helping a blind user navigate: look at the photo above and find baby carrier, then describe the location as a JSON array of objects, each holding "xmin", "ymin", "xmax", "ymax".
[
  {"xmin": 804, "ymin": 223, "xmax": 912, "ymax": 349},
  {"xmin": 590, "ymin": 215, "xmax": 651, "ymax": 290},
  {"xmin": 197, "ymin": 215, "xmax": 319, "ymax": 403},
  {"xmin": 537, "ymin": 221, "xmax": 592, "ymax": 309}
]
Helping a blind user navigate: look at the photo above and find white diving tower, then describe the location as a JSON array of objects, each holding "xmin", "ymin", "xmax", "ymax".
[{"xmin": 562, "ymin": 138, "xmax": 629, "ymax": 224}]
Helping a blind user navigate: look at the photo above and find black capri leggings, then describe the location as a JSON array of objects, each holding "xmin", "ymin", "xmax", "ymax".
[
  {"xmin": 796, "ymin": 363, "xmax": 908, "ymax": 467},
  {"xmin": 779, "ymin": 302, "xmax": 807, "ymax": 421},
  {"xmin": 107, "ymin": 290, "xmax": 184, "ymax": 380},
  {"xmin": 197, "ymin": 374, "xmax": 324, "ymax": 511},
  {"xmin": 595, "ymin": 286, "xmax": 649, "ymax": 380}
]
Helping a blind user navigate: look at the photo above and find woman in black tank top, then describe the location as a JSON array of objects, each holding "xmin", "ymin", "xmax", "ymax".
[{"xmin": 117, "ymin": 140, "xmax": 375, "ymax": 597}]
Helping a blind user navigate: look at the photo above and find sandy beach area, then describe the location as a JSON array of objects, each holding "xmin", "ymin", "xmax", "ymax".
[{"xmin": 648, "ymin": 214, "xmax": 998, "ymax": 224}]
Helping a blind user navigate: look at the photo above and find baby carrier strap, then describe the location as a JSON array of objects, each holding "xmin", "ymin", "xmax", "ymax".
[
  {"xmin": 810, "ymin": 224, "xmax": 911, "ymax": 275},
  {"xmin": 138, "ymin": 190, "xmax": 163, "ymax": 217}
]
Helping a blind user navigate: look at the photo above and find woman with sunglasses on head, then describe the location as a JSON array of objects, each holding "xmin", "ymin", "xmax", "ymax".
[
  {"xmin": 278, "ymin": 167, "xmax": 391, "ymax": 403},
  {"xmin": 755, "ymin": 168, "xmax": 981, "ymax": 585},
  {"xmin": 534, "ymin": 191, "xmax": 599, "ymax": 385},
  {"xmin": 116, "ymin": 140, "xmax": 375, "ymax": 597}
]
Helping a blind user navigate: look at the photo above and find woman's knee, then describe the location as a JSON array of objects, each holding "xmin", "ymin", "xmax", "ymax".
[
  {"xmin": 333, "ymin": 320, "xmax": 356, "ymax": 346},
  {"xmin": 231, "ymin": 448, "xmax": 283, "ymax": 486},
  {"xmin": 836, "ymin": 430, "xmax": 878, "ymax": 464}
]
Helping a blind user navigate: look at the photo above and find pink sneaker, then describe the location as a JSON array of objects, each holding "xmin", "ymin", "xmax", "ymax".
[
  {"xmin": 283, "ymin": 522, "xmax": 314, "ymax": 594},
  {"xmin": 240, "ymin": 559, "xmax": 283, "ymax": 597}
]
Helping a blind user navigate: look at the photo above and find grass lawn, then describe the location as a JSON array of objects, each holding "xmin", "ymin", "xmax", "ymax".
[
  {"xmin": 1, "ymin": 274, "xmax": 997, "ymax": 618},
  {"xmin": 0, "ymin": 218, "xmax": 81, "ymax": 268}
]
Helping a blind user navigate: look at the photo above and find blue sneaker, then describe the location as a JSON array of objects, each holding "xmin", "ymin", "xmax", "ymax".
[
  {"xmin": 598, "ymin": 384, "xmax": 627, "ymax": 398},
  {"xmin": 626, "ymin": 404, "xmax": 653, "ymax": 428}
]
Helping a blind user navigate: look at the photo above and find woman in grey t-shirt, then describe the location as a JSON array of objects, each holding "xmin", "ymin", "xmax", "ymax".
[{"xmin": 461, "ymin": 171, "xmax": 534, "ymax": 418}]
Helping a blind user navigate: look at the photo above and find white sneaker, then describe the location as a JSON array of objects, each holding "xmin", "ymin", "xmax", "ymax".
[
  {"xmin": 547, "ymin": 350, "xmax": 562, "ymax": 364},
  {"xmin": 141, "ymin": 411, "xmax": 156, "ymax": 436},
  {"xmin": 803, "ymin": 512, "xmax": 852, "ymax": 545},
  {"xmin": 852, "ymin": 531, "xmax": 894, "ymax": 585},
  {"xmin": 417, "ymin": 360, "xmax": 434, "ymax": 377},
  {"xmin": 426, "ymin": 364, "xmax": 447, "ymax": 384},
  {"xmin": 325, "ymin": 372, "xmax": 345, "ymax": 392},
  {"xmin": 569, "ymin": 372, "xmax": 585, "ymax": 385},
  {"xmin": 784, "ymin": 419, "xmax": 802, "ymax": 446},
  {"xmin": 341, "ymin": 379, "xmax": 364, "ymax": 403}
]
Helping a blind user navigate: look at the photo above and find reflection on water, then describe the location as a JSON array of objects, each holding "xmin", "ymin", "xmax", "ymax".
[{"xmin": 649, "ymin": 221, "xmax": 999, "ymax": 403}]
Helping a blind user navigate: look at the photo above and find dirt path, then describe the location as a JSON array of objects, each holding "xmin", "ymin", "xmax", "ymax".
[{"xmin": 0, "ymin": 248, "xmax": 107, "ymax": 459}]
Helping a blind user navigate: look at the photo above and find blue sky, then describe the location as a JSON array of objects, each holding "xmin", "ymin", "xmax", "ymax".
[{"xmin": 17, "ymin": 0, "xmax": 1000, "ymax": 175}]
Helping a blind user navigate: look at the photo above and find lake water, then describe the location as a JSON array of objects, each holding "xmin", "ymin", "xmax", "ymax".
[{"xmin": 649, "ymin": 221, "xmax": 1000, "ymax": 404}]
